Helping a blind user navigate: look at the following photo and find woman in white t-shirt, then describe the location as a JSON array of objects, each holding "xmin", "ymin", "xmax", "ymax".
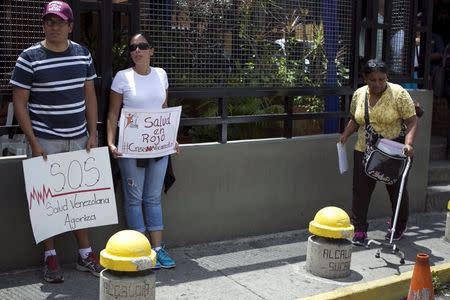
[{"xmin": 106, "ymin": 33, "xmax": 176, "ymax": 269}]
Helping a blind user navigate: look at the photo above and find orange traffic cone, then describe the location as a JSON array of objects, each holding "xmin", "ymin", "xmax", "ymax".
[{"xmin": 407, "ymin": 253, "xmax": 435, "ymax": 300}]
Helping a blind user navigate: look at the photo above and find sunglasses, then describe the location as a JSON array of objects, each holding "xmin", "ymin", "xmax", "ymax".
[{"xmin": 128, "ymin": 42, "xmax": 151, "ymax": 52}]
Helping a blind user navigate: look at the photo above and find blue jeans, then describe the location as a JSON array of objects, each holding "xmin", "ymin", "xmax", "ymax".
[{"xmin": 118, "ymin": 156, "xmax": 168, "ymax": 232}]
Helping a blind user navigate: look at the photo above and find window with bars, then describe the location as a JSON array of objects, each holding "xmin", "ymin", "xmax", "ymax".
[
  {"xmin": 388, "ymin": 0, "xmax": 413, "ymax": 76},
  {"xmin": 0, "ymin": 1, "xmax": 45, "ymax": 94},
  {"xmin": 357, "ymin": 0, "xmax": 415, "ymax": 81},
  {"xmin": 0, "ymin": 1, "xmax": 428, "ymax": 93},
  {"xmin": 140, "ymin": 0, "xmax": 353, "ymax": 88}
]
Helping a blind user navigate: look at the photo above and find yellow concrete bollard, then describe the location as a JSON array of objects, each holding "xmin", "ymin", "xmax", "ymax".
[
  {"xmin": 305, "ymin": 206, "xmax": 354, "ymax": 278},
  {"xmin": 99, "ymin": 230, "xmax": 157, "ymax": 300},
  {"xmin": 445, "ymin": 201, "xmax": 450, "ymax": 243}
]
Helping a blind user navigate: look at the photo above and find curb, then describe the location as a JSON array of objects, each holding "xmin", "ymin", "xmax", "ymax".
[{"xmin": 299, "ymin": 262, "xmax": 450, "ymax": 300}]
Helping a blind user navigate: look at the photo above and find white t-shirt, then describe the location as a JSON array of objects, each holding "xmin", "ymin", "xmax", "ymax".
[{"xmin": 110, "ymin": 67, "xmax": 169, "ymax": 110}]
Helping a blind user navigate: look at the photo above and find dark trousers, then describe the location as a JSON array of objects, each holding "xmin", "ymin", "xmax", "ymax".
[{"xmin": 351, "ymin": 150, "xmax": 409, "ymax": 232}]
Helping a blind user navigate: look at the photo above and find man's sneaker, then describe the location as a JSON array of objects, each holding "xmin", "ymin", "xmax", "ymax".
[
  {"xmin": 385, "ymin": 225, "xmax": 407, "ymax": 241},
  {"xmin": 43, "ymin": 255, "xmax": 64, "ymax": 283},
  {"xmin": 352, "ymin": 231, "xmax": 367, "ymax": 246},
  {"xmin": 156, "ymin": 247, "xmax": 176, "ymax": 269},
  {"xmin": 76, "ymin": 252, "xmax": 103, "ymax": 277}
]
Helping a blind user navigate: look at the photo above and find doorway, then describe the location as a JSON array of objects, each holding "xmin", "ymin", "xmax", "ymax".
[{"xmin": 70, "ymin": 0, "xmax": 139, "ymax": 128}]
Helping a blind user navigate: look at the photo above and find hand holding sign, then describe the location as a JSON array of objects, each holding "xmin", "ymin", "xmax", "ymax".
[
  {"xmin": 22, "ymin": 147, "xmax": 117, "ymax": 244},
  {"xmin": 117, "ymin": 106, "xmax": 182, "ymax": 158},
  {"xmin": 108, "ymin": 144, "xmax": 122, "ymax": 159}
]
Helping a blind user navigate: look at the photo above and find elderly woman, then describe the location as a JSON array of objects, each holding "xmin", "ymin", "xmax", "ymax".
[
  {"xmin": 106, "ymin": 33, "xmax": 176, "ymax": 268},
  {"xmin": 338, "ymin": 59, "xmax": 418, "ymax": 246}
]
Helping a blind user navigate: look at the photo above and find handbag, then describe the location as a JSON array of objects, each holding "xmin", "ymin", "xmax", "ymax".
[
  {"xmin": 364, "ymin": 139, "xmax": 407, "ymax": 185},
  {"xmin": 363, "ymin": 92, "xmax": 408, "ymax": 185}
]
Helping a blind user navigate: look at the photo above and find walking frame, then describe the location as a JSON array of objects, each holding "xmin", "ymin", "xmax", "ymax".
[{"xmin": 366, "ymin": 156, "xmax": 412, "ymax": 265}]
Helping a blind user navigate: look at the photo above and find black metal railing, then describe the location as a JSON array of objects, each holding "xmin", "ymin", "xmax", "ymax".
[
  {"xmin": 170, "ymin": 87, "xmax": 352, "ymax": 143},
  {"xmin": 0, "ymin": 87, "xmax": 353, "ymax": 144}
]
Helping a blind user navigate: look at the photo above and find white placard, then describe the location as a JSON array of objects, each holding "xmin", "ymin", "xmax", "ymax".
[
  {"xmin": 337, "ymin": 142, "xmax": 349, "ymax": 174},
  {"xmin": 117, "ymin": 106, "xmax": 182, "ymax": 158},
  {"xmin": 22, "ymin": 147, "xmax": 117, "ymax": 244}
]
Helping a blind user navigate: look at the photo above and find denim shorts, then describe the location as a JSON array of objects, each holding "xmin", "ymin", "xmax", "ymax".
[{"xmin": 28, "ymin": 135, "xmax": 88, "ymax": 156}]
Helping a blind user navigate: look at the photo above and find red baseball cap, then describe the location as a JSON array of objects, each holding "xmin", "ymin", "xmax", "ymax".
[{"xmin": 43, "ymin": 1, "xmax": 73, "ymax": 22}]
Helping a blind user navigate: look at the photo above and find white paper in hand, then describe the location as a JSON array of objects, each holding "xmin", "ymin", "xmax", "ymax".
[{"xmin": 337, "ymin": 142, "xmax": 349, "ymax": 174}]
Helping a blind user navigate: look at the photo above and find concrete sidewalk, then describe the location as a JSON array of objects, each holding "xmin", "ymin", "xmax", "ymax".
[{"xmin": 0, "ymin": 212, "xmax": 449, "ymax": 300}]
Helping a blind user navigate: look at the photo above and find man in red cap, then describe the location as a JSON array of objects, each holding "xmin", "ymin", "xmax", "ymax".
[{"xmin": 10, "ymin": 1, "xmax": 102, "ymax": 283}]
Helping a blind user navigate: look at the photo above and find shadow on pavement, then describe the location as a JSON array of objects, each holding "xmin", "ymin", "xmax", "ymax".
[{"xmin": 0, "ymin": 213, "xmax": 447, "ymax": 299}]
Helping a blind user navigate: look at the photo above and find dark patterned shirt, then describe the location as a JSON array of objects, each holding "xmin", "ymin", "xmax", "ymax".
[{"xmin": 10, "ymin": 41, "xmax": 96, "ymax": 139}]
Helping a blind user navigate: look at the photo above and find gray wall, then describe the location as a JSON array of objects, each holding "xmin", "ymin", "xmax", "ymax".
[{"xmin": 0, "ymin": 90, "xmax": 432, "ymax": 271}]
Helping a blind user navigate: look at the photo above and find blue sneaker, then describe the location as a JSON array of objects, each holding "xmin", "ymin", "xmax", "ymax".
[
  {"xmin": 156, "ymin": 247, "xmax": 176, "ymax": 269},
  {"xmin": 152, "ymin": 259, "xmax": 161, "ymax": 270}
]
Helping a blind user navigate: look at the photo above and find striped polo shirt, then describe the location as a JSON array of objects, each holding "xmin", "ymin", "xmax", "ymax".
[{"xmin": 10, "ymin": 41, "xmax": 96, "ymax": 139}]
